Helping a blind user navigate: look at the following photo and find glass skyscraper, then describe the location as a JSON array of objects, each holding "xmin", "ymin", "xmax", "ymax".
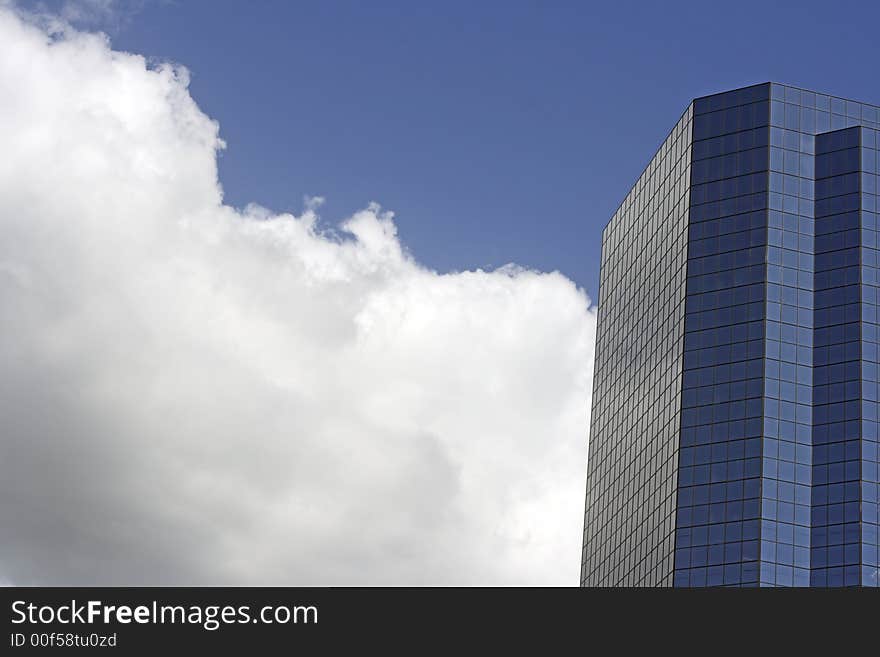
[{"xmin": 581, "ymin": 82, "xmax": 880, "ymax": 587}]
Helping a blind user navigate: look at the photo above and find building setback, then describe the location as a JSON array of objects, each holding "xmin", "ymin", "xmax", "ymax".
[{"xmin": 581, "ymin": 82, "xmax": 880, "ymax": 587}]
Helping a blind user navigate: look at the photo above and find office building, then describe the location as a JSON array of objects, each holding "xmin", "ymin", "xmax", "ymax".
[{"xmin": 581, "ymin": 82, "xmax": 880, "ymax": 587}]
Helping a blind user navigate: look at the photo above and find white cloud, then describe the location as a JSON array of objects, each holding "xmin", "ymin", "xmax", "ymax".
[{"xmin": 0, "ymin": 7, "xmax": 597, "ymax": 585}]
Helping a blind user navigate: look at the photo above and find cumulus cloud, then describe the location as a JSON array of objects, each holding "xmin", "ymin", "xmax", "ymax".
[{"xmin": 0, "ymin": 7, "xmax": 597, "ymax": 585}]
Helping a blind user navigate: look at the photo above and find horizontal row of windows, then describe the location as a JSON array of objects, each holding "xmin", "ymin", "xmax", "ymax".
[
  {"xmin": 771, "ymin": 102, "xmax": 868, "ymax": 135},
  {"xmin": 692, "ymin": 149, "xmax": 768, "ymax": 186},
  {"xmin": 687, "ymin": 282, "xmax": 765, "ymax": 312},
  {"xmin": 683, "ymin": 360, "xmax": 769, "ymax": 387},
  {"xmin": 812, "ymin": 520, "xmax": 861, "ymax": 543},
  {"xmin": 770, "ymin": 86, "xmax": 875, "ymax": 118},
  {"xmin": 689, "ymin": 191, "xmax": 765, "ymax": 223},
  {"xmin": 763, "ymin": 542, "xmax": 810, "ymax": 567},
  {"xmin": 815, "ymin": 383, "xmax": 860, "ymax": 405},
  {"xmin": 769, "ymin": 209, "xmax": 812, "ymax": 233},
  {"xmin": 815, "ymin": 441, "xmax": 870, "ymax": 463},
  {"xmin": 696, "ymin": 84, "xmax": 768, "ymax": 115},
  {"xmin": 769, "ymin": 191, "xmax": 812, "ymax": 216},
  {"xmin": 679, "ymin": 484, "xmax": 762, "ymax": 508},
  {"xmin": 865, "ymin": 229, "xmax": 880, "ymax": 249},
  {"xmin": 762, "ymin": 460, "xmax": 811, "ymax": 485},
  {"xmin": 815, "ymin": 286, "xmax": 860, "ymax": 310},
  {"xmin": 689, "ymin": 228, "xmax": 766, "ymax": 259},
  {"xmin": 861, "ymin": 127, "xmax": 880, "ymax": 146},
  {"xmin": 770, "ymin": 172, "xmax": 814, "ymax": 199},
  {"xmin": 815, "ymin": 192, "xmax": 861, "ymax": 217},
  {"xmin": 813, "ymin": 420, "xmax": 861, "ymax": 441},
  {"xmin": 678, "ymin": 460, "xmax": 763, "ymax": 485},
  {"xmin": 813, "ymin": 346, "xmax": 858, "ymax": 368},
  {"xmin": 764, "ymin": 479, "xmax": 811, "ymax": 503},
  {"xmin": 813, "ymin": 402, "xmax": 860, "ymax": 424},
  {"xmin": 757, "ymin": 419, "xmax": 811, "ymax": 444},
  {"xmin": 771, "ymin": 127, "xmax": 815, "ymax": 155},
  {"xmin": 815, "ymin": 173, "xmax": 859, "ymax": 200},
  {"xmin": 845, "ymin": 462, "xmax": 880, "ymax": 484},
  {"xmin": 692, "ymin": 126, "xmax": 769, "ymax": 161},
  {"xmin": 679, "ymin": 441, "xmax": 763, "ymax": 467},
  {"xmin": 860, "ymin": 149, "xmax": 880, "ymax": 174},
  {"xmin": 861, "ymin": 267, "xmax": 880, "ymax": 286},
  {"xmin": 693, "ymin": 101, "xmax": 769, "ymax": 141},
  {"xmin": 815, "ymin": 126, "xmax": 861, "ymax": 153},
  {"xmin": 814, "ymin": 304, "xmax": 859, "ymax": 328},
  {"xmin": 685, "ymin": 319, "xmax": 764, "ymax": 348},
  {"xmin": 762, "ymin": 340, "xmax": 810, "ymax": 365},
  {"xmin": 815, "ymin": 149, "xmax": 861, "ymax": 180},
  {"xmin": 691, "ymin": 174, "xmax": 769, "ymax": 206},
  {"xmin": 766, "ymin": 360, "xmax": 812, "ymax": 384},
  {"xmin": 689, "ymin": 210, "xmax": 765, "ymax": 240},
  {"xmin": 767, "ymin": 274, "xmax": 812, "ymax": 299},
  {"xmin": 740, "ymin": 541, "xmax": 810, "ymax": 569},
  {"xmin": 688, "ymin": 262, "xmax": 880, "ymax": 308},
  {"xmin": 676, "ymin": 519, "xmax": 762, "ymax": 546},
  {"xmin": 690, "ymin": 187, "xmax": 768, "ymax": 215},
  {"xmin": 765, "ymin": 434, "xmax": 811, "ymax": 461},
  {"xmin": 680, "ymin": 420, "xmax": 764, "ymax": 447},
  {"xmin": 688, "ymin": 250, "xmax": 764, "ymax": 282},
  {"xmin": 811, "ymin": 502, "xmax": 864, "ymax": 525},
  {"xmin": 673, "ymin": 566, "xmax": 762, "ymax": 587},
  {"xmin": 686, "ymin": 301, "xmax": 765, "ymax": 330},
  {"xmin": 767, "ymin": 381, "xmax": 810, "ymax": 402},
  {"xmin": 811, "ymin": 568, "xmax": 872, "ymax": 587},
  {"xmin": 681, "ymin": 398, "xmax": 769, "ymax": 428},
  {"xmin": 813, "ymin": 249, "xmax": 858, "ymax": 274},
  {"xmin": 677, "ymin": 499, "xmax": 762, "ymax": 526},
  {"xmin": 675, "ymin": 541, "xmax": 761, "ymax": 567},
  {"xmin": 767, "ymin": 265, "xmax": 813, "ymax": 290},
  {"xmin": 767, "ymin": 228, "xmax": 814, "ymax": 254},
  {"xmin": 812, "ymin": 464, "xmax": 866, "ymax": 486},
  {"xmin": 814, "ymin": 211, "xmax": 861, "ymax": 237},
  {"xmin": 770, "ymin": 148, "xmax": 814, "ymax": 178},
  {"xmin": 761, "ymin": 500, "xmax": 811, "ymax": 525},
  {"xmin": 819, "ymin": 323, "xmax": 880, "ymax": 347},
  {"xmin": 681, "ymin": 382, "xmax": 763, "ymax": 407},
  {"xmin": 763, "ymin": 518, "xmax": 811, "ymax": 544},
  {"xmin": 817, "ymin": 400, "xmax": 875, "ymax": 421},
  {"xmin": 813, "ymin": 365, "xmax": 860, "ymax": 388},
  {"xmin": 788, "ymin": 545, "xmax": 864, "ymax": 568},
  {"xmin": 813, "ymin": 481, "xmax": 880, "ymax": 504},
  {"xmin": 680, "ymin": 412, "xmax": 877, "ymax": 454},
  {"xmin": 684, "ymin": 341, "xmax": 764, "ymax": 369},
  {"xmin": 767, "ymin": 284, "xmax": 813, "ymax": 316},
  {"xmin": 814, "ymin": 224, "xmax": 859, "ymax": 251}
]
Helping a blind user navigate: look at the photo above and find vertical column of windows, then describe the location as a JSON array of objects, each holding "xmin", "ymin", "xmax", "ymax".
[
  {"xmin": 674, "ymin": 85, "xmax": 770, "ymax": 587},
  {"xmin": 759, "ymin": 85, "xmax": 815, "ymax": 587}
]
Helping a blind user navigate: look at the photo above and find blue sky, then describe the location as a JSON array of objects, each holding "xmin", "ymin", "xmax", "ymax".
[{"xmin": 31, "ymin": 0, "xmax": 880, "ymax": 298}]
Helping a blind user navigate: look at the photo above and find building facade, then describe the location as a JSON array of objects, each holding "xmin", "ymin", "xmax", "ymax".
[{"xmin": 581, "ymin": 83, "xmax": 880, "ymax": 587}]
